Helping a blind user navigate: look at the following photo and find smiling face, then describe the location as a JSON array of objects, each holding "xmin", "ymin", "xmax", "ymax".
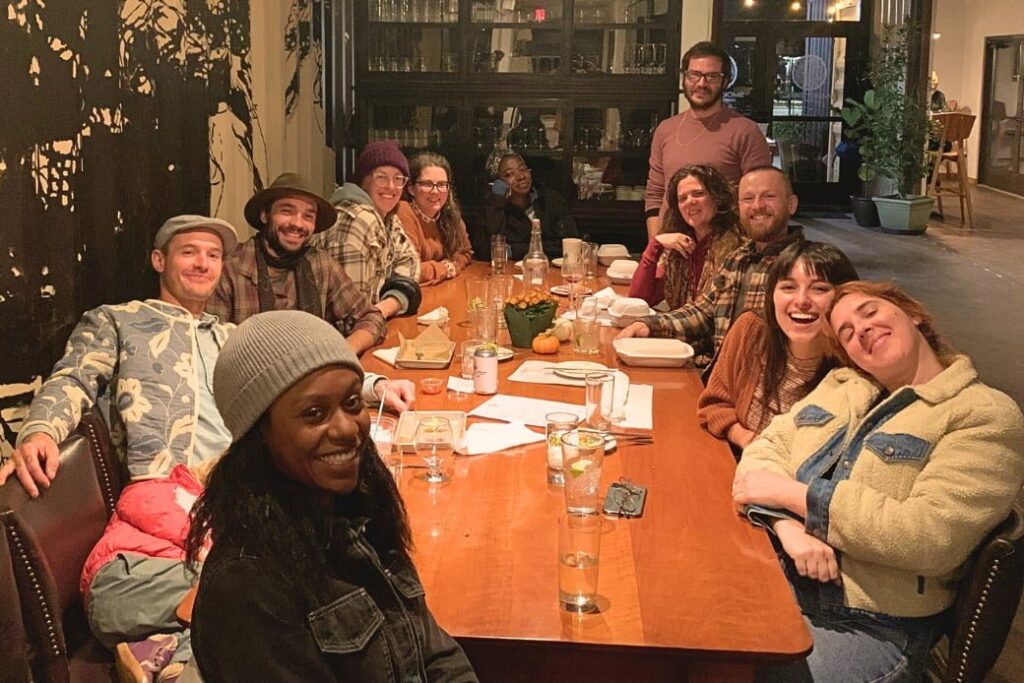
[
  {"xmin": 152, "ymin": 228, "xmax": 224, "ymax": 314},
  {"xmin": 682, "ymin": 55, "xmax": 726, "ymax": 112},
  {"xmin": 829, "ymin": 292, "xmax": 931, "ymax": 385},
  {"xmin": 675, "ymin": 174, "xmax": 715, "ymax": 234},
  {"xmin": 497, "ymin": 156, "xmax": 533, "ymax": 196},
  {"xmin": 261, "ymin": 366, "xmax": 370, "ymax": 499},
  {"xmin": 261, "ymin": 195, "xmax": 318, "ymax": 256},
  {"xmin": 410, "ymin": 165, "xmax": 450, "ymax": 218},
  {"xmin": 361, "ymin": 165, "xmax": 406, "ymax": 217},
  {"xmin": 738, "ymin": 169, "xmax": 798, "ymax": 246},
  {"xmin": 772, "ymin": 259, "xmax": 837, "ymax": 353}
]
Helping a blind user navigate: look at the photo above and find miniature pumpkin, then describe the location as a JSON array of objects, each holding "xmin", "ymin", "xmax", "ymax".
[{"xmin": 532, "ymin": 332, "xmax": 559, "ymax": 354}]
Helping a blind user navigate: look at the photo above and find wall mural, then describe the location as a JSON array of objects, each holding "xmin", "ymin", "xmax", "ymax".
[{"xmin": 0, "ymin": 0, "xmax": 296, "ymax": 458}]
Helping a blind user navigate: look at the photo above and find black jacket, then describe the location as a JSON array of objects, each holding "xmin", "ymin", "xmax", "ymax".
[
  {"xmin": 481, "ymin": 181, "xmax": 577, "ymax": 261},
  {"xmin": 192, "ymin": 517, "xmax": 477, "ymax": 682}
]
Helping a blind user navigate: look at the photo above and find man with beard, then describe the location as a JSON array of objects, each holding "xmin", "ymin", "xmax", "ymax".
[
  {"xmin": 618, "ymin": 167, "xmax": 813, "ymax": 367},
  {"xmin": 208, "ymin": 173, "xmax": 386, "ymax": 354},
  {"xmin": 645, "ymin": 41, "xmax": 772, "ymax": 240}
]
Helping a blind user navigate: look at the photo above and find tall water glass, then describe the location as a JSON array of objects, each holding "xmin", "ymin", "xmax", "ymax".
[
  {"xmin": 545, "ymin": 412, "xmax": 580, "ymax": 485},
  {"xmin": 582, "ymin": 242, "xmax": 599, "ymax": 278},
  {"xmin": 460, "ymin": 339, "xmax": 482, "ymax": 379},
  {"xmin": 561, "ymin": 257, "xmax": 585, "ymax": 312},
  {"xmin": 584, "ymin": 371, "xmax": 614, "ymax": 431},
  {"xmin": 491, "ymin": 235, "xmax": 509, "ymax": 274},
  {"xmin": 473, "ymin": 302, "xmax": 498, "ymax": 343},
  {"xmin": 558, "ymin": 512, "xmax": 601, "ymax": 613},
  {"xmin": 371, "ymin": 415, "xmax": 401, "ymax": 485},
  {"xmin": 560, "ymin": 430, "xmax": 605, "ymax": 513},
  {"xmin": 573, "ymin": 296, "xmax": 601, "ymax": 355},
  {"xmin": 490, "ymin": 274, "xmax": 514, "ymax": 328}
]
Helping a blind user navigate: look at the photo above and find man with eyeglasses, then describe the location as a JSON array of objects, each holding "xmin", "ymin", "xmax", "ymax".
[
  {"xmin": 313, "ymin": 141, "xmax": 422, "ymax": 320},
  {"xmin": 645, "ymin": 41, "xmax": 772, "ymax": 240}
]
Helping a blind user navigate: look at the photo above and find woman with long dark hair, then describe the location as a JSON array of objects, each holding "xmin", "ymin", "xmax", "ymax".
[
  {"xmin": 732, "ymin": 281, "xmax": 1024, "ymax": 681},
  {"xmin": 397, "ymin": 152, "xmax": 474, "ymax": 285},
  {"xmin": 629, "ymin": 164, "xmax": 744, "ymax": 309},
  {"xmin": 185, "ymin": 310, "xmax": 476, "ymax": 682},
  {"xmin": 698, "ymin": 241, "xmax": 858, "ymax": 451}
]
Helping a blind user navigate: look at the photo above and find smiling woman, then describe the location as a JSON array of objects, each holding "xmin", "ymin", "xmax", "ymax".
[{"xmin": 185, "ymin": 311, "xmax": 476, "ymax": 682}]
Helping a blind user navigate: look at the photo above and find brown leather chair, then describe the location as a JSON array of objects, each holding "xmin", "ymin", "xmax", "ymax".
[
  {"xmin": 929, "ymin": 504, "xmax": 1024, "ymax": 683},
  {"xmin": 0, "ymin": 410, "xmax": 124, "ymax": 683}
]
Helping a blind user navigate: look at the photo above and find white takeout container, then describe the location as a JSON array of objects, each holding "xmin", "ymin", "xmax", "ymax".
[
  {"xmin": 597, "ymin": 244, "xmax": 630, "ymax": 266},
  {"xmin": 606, "ymin": 259, "xmax": 638, "ymax": 284},
  {"xmin": 612, "ymin": 338, "xmax": 694, "ymax": 367}
]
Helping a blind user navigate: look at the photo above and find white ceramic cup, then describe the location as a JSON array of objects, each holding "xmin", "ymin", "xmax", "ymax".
[{"xmin": 562, "ymin": 238, "xmax": 583, "ymax": 261}]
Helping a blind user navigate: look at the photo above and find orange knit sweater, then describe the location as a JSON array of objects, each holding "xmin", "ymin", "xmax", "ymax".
[
  {"xmin": 698, "ymin": 312, "xmax": 767, "ymax": 439},
  {"xmin": 396, "ymin": 201, "xmax": 473, "ymax": 285}
]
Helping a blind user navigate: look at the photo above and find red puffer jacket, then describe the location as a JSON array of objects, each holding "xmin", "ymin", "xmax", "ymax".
[{"xmin": 80, "ymin": 464, "xmax": 207, "ymax": 600}]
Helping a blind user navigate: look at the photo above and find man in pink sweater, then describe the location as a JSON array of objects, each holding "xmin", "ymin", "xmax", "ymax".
[{"xmin": 645, "ymin": 41, "xmax": 772, "ymax": 240}]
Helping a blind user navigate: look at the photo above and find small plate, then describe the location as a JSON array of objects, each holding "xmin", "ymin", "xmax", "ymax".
[
  {"xmin": 579, "ymin": 429, "xmax": 618, "ymax": 454},
  {"xmin": 550, "ymin": 284, "xmax": 594, "ymax": 297},
  {"xmin": 496, "ymin": 346, "xmax": 515, "ymax": 361},
  {"xmin": 551, "ymin": 360, "xmax": 608, "ymax": 380},
  {"xmin": 552, "ymin": 257, "xmax": 564, "ymax": 268}
]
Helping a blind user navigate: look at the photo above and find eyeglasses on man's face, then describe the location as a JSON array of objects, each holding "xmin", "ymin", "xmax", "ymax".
[
  {"xmin": 371, "ymin": 172, "xmax": 409, "ymax": 188},
  {"xmin": 414, "ymin": 180, "xmax": 451, "ymax": 193},
  {"xmin": 683, "ymin": 70, "xmax": 725, "ymax": 85},
  {"xmin": 500, "ymin": 165, "xmax": 531, "ymax": 181}
]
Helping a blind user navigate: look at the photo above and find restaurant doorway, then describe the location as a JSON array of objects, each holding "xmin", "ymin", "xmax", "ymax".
[
  {"xmin": 980, "ymin": 35, "xmax": 1024, "ymax": 197},
  {"xmin": 713, "ymin": 0, "xmax": 872, "ymax": 209}
]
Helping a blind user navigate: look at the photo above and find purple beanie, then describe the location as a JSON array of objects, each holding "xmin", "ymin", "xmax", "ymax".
[{"xmin": 353, "ymin": 141, "xmax": 410, "ymax": 184}]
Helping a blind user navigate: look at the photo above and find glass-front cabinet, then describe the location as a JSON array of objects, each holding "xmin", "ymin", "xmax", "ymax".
[{"xmin": 351, "ymin": 0, "xmax": 682, "ymax": 246}]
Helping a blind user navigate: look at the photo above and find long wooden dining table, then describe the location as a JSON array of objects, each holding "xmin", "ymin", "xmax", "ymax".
[{"xmin": 361, "ymin": 262, "xmax": 811, "ymax": 682}]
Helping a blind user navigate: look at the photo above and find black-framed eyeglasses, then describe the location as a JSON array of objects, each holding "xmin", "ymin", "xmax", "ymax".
[
  {"xmin": 683, "ymin": 70, "xmax": 725, "ymax": 85},
  {"xmin": 414, "ymin": 180, "xmax": 451, "ymax": 192}
]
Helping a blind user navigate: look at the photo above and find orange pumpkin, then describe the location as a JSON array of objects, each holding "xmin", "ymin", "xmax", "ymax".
[{"xmin": 532, "ymin": 333, "xmax": 559, "ymax": 355}]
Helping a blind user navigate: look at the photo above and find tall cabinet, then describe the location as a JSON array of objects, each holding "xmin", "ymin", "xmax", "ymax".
[{"xmin": 347, "ymin": 0, "xmax": 681, "ymax": 249}]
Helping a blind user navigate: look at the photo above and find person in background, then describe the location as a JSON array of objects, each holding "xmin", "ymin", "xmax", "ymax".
[
  {"xmin": 698, "ymin": 241, "xmax": 858, "ymax": 451},
  {"xmin": 397, "ymin": 152, "xmax": 474, "ymax": 285},
  {"xmin": 930, "ymin": 71, "xmax": 952, "ymax": 113},
  {"xmin": 645, "ymin": 41, "xmax": 771, "ymax": 240},
  {"xmin": 186, "ymin": 311, "xmax": 477, "ymax": 682},
  {"xmin": 732, "ymin": 281, "xmax": 1024, "ymax": 682},
  {"xmin": 482, "ymin": 152, "xmax": 577, "ymax": 261},
  {"xmin": 617, "ymin": 166, "xmax": 808, "ymax": 367},
  {"xmin": 208, "ymin": 173, "xmax": 387, "ymax": 355},
  {"xmin": 629, "ymin": 164, "xmax": 745, "ymax": 310},
  {"xmin": 313, "ymin": 141, "xmax": 422, "ymax": 320}
]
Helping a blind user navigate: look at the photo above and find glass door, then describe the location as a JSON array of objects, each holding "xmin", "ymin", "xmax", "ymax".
[{"xmin": 980, "ymin": 36, "xmax": 1024, "ymax": 197}]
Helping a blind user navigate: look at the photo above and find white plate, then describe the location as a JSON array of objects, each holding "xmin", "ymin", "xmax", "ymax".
[
  {"xmin": 550, "ymin": 360, "xmax": 608, "ymax": 380},
  {"xmin": 550, "ymin": 284, "xmax": 594, "ymax": 297},
  {"xmin": 612, "ymin": 338, "xmax": 694, "ymax": 367},
  {"xmin": 552, "ymin": 257, "xmax": 564, "ymax": 268},
  {"xmin": 496, "ymin": 347, "xmax": 515, "ymax": 361}
]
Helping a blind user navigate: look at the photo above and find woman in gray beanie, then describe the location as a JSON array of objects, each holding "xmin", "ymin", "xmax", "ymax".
[{"xmin": 184, "ymin": 310, "xmax": 476, "ymax": 682}]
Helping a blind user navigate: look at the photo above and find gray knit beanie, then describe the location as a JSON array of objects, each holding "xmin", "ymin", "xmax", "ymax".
[{"xmin": 214, "ymin": 310, "xmax": 365, "ymax": 441}]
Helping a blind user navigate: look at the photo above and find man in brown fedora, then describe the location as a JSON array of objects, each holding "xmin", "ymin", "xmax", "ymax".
[{"xmin": 208, "ymin": 173, "xmax": 387, "ymax": 355}]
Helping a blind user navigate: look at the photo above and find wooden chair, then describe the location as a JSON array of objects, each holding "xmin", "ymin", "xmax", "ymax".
[
  {"xmin": 927, "ymin": 112, "xmax": 977, "ymax": 228},
  {"xmin": 929, "ymin": 504, "xmax": 1024, "ymax": 683}
]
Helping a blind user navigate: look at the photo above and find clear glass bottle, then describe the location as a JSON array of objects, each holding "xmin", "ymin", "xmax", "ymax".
[{"xmin": 522, "ymin": 218, "xmax": 549, "ymax": 289}]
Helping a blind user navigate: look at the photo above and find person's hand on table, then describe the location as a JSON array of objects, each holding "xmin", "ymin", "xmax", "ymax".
[
  {"xmin": 774, "ymin": 519, "xmax": 841, "ymax": 585},
  {"xmin": 655, "ymin": 232, "xmax": 696, "ymax": 257},
  {"xmin": 375, "ymin": 379, "xmax": 416, "ymax": 413},
  {"xmin": 732, "ymin": 469, "xmax": 806, "ymax": 515},
  {"xmin": 0, "ymin": 432, "xmax": 60, "ymax": 498},
  {"xmin": 616, "ymin": 322, "xmax": 650, "ymax": 339}
]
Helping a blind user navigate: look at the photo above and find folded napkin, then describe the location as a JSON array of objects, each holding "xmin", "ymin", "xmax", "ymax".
[
  {"xmin": 371, "ymin": 347, "xmax": 399, "ymax": 368},
  {"xmin": 417, "ymin": 306, "xmax": 450, "ymax": 325},
  {"xmin": 592, "ymin": 287, "xmax": 617, "ymax": 309},
  {"xmin": 456, "ymin": 421, "xmax": 545, "ymax": 456}
]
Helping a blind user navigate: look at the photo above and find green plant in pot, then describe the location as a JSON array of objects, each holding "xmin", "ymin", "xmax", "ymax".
[
  {"xmin": 840, "ymin": 23, "xmax": 934, "ymax": 234},
  {"xmin": 503, "ymin": 291, "xmax": 557, "ymax": 348}
]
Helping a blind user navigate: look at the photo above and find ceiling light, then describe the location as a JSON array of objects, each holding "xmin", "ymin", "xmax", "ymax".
[
  {"xmin": 743, "ymin": 0, "xmax": 755, "ymax": 7},
  {"xmin": 790, "ymin": 1, "xmax": 802, "ymax": 10}
]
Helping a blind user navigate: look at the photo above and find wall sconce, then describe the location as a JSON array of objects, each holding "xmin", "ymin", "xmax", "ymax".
[{"xmin": 743, "ymin": 0, "xmax": 755, "ymax": 8}]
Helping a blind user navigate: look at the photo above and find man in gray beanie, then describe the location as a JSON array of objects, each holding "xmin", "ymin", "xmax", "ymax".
[{"xmin": 312, "ymin": 141, "xmax": 422, "ymax": 320}]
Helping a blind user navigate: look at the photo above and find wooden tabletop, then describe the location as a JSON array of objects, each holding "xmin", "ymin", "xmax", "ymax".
[{"xmin": 362, "ymin": 263, "xmax": 811, "ymax": 681}]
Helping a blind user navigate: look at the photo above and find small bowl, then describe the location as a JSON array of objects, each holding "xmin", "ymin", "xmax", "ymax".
[{"xmin": 420, "ymin": 377, "xmax": 444, "ymax": 395}]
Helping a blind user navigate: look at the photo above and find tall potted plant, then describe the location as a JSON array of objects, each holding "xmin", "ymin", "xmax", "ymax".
[{"xmin": 840, "ymin": 23, "xmax": 934, "ymax": 234}]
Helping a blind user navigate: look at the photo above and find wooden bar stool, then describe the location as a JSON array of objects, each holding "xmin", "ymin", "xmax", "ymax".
[{"xmin": 928, "ymin": 112, "xmax": 977, "ymax": 228}]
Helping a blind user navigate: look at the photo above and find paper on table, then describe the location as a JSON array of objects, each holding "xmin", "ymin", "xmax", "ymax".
[
  {"xmin": 617, "ymin": 384, "xmax": 653, "ymax": 430},
  {"xmin": 508, "ymin": 361, "xmax": 627, "ymax": 389},
  {"xmin": 469, "ymin": 395, "xmax": 583, "ymax": 427},
  {"xmin": 371, "ymin": 347, "xmax": 399, "ymax": 368},
  {"xmin": 456, "ymin": 421, "xmax": 545, "ymax": 456},
  {"xmin": 447, "ymin": 376, "xmax": 474, "ymax": 394}
]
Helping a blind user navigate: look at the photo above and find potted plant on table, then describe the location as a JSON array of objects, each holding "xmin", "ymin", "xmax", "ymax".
[
  {"xmin": 840, "ymin": 23, "xmax": 934, "ymax": 234},
  {"xmin": 503, "ymin": 291, "xmax": 557, "ymax": 348}
]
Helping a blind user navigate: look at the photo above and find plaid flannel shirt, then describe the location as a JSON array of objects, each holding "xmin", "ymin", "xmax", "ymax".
[
  {"xmin": 640, "ymin": 227, "xmax": 805, "ymax": 366},
  {"xmin": 208, "ymin": 239, "xmax": 387, "ymax": 344},
  {"xmin": 312, "ymin": 196, "xmax": 421, "ymax": 311}
]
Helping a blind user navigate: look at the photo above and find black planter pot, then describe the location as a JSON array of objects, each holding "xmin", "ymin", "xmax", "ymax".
[{"xmin": 850, "ymin": 195, "xmax": 880, "ymax": 227}]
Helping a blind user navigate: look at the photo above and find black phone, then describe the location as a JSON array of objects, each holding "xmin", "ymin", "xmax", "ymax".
[{"xmin": 602, "ymin": 480, "xmax": 647, "ymax": 518}]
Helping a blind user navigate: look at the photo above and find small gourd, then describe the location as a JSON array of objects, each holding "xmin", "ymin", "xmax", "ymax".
[
  {"xmin": 549, "ymin": 318, "xmax": 573, "ymax": 343},
  {"xmin": 531, "ymin": 332, "xmax": 559, "ymax": 355}
]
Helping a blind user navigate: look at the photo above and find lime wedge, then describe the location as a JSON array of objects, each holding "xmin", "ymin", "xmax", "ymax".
[{"xmin": 569, "ymin": 459, "xmax": 593, "ymax": 478}]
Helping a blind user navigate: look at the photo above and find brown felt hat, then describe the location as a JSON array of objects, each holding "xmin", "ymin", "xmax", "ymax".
[{"xmin": 243, "ymin": 173, "xmax": 336, "ymax": 233}]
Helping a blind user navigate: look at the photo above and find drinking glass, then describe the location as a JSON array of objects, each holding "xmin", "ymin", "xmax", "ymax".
[
  {"xmin": 582, "ymin": 242, "xmax": 599, "ymax": 278},
  {"xmin": 560, "ymin": 430, "xmax": 606, "ymax": 514},
  {"xmin": 473, "ymin": 302, "xmax": 499, "ymax": 343},
  {"xmin": 371, "ymin": 415, "xmax": 401, "ymax": 485},
  {"xmin": 545, "ymin": 412, "xmax": 580, "ymax": 485},
  {"xmin": 463, "ymin": 276, "xmax": 489, "ymax": 326},
  {"xmin": 584, "ymin": 371, "xmax": 614, "ymax": 431},
  {"xmin": 414, "ymin": 416, "xmax": 454, "ymax": 485},
  {"xmin": 573, "ymin": 296, "xmax": 601, "ymax": 355},
  {"xmin": 490, "ymin": 274, "xmax": 514, "ymax": 328},
  {"xmin": 561, "ymin": 257, "xmax": 585, "ymax": 312},
  {"xmin": 558, "ymin": 512, "xmax": 601, "ymax": 613},
  {"xmin": 491, "ymin": 235, "xmax": 509, "ymax": 274},
  {"xmin": 460, "ymin": 339, "xmax": 482, "ymax": 379}
]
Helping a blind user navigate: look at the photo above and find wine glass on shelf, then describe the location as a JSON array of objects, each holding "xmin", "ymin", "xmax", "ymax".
[{"xmin": 414, "ymin": 417, "xmax": 454, "ymax": 485}]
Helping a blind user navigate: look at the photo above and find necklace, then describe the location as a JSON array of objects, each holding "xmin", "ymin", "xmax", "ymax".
[
  {"xmin": 673, "ymin": 109, "xmax": 723, "ymax": 147},
  {"xmin": 410, "ymin": 201, "xmax": 439, "ymax": 224}
]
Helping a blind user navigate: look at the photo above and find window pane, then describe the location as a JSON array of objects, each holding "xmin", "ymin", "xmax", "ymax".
[
  {"xmin": 771, "ymin": 120, "xmax": 844, "ymax": 183},
  {"xmin": 471, "ymin": 29, "xmax": 563, "ymax": 73},
  {"xmin": 572, "ymin": 0, "xmax": 670, "ymax": 23},
  {"xmin": 773, "ymin": 37, "xmax": 846, "ymax": 117},
  {"xmin": 722, "ymin": 35, "xmax": 757, "ymax": 118},
  {"xmin": 470, "ymin": 0, "xmax": 564, "ymax": 22},
  {"xmin": 572, "ymin": 28, "xmax": 670, "ymax": 74},
  {"xmin": 367, "ymin": 27, "xmax": 459, "ymax": 72},
  {"xmin": 722, "ymin": 0, "xmax": 860, "ymax": 22}
]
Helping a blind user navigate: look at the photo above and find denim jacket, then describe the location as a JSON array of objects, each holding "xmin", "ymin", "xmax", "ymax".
[
  {"xmin": 17, "ymin": 300, "xmax": 232, "ymax": 480},
  {"xmin": 737, "ymin": 356, "xmax": 1024, "ymax": 618},
  {"xmin": 192, "ymin": 518, "xmax": 478, "ymax": 683}
]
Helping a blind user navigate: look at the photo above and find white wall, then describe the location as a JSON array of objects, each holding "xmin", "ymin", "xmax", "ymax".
[{"xmin": 931, "ymin": 0, "xmax": 1024, "ymax": 179}]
